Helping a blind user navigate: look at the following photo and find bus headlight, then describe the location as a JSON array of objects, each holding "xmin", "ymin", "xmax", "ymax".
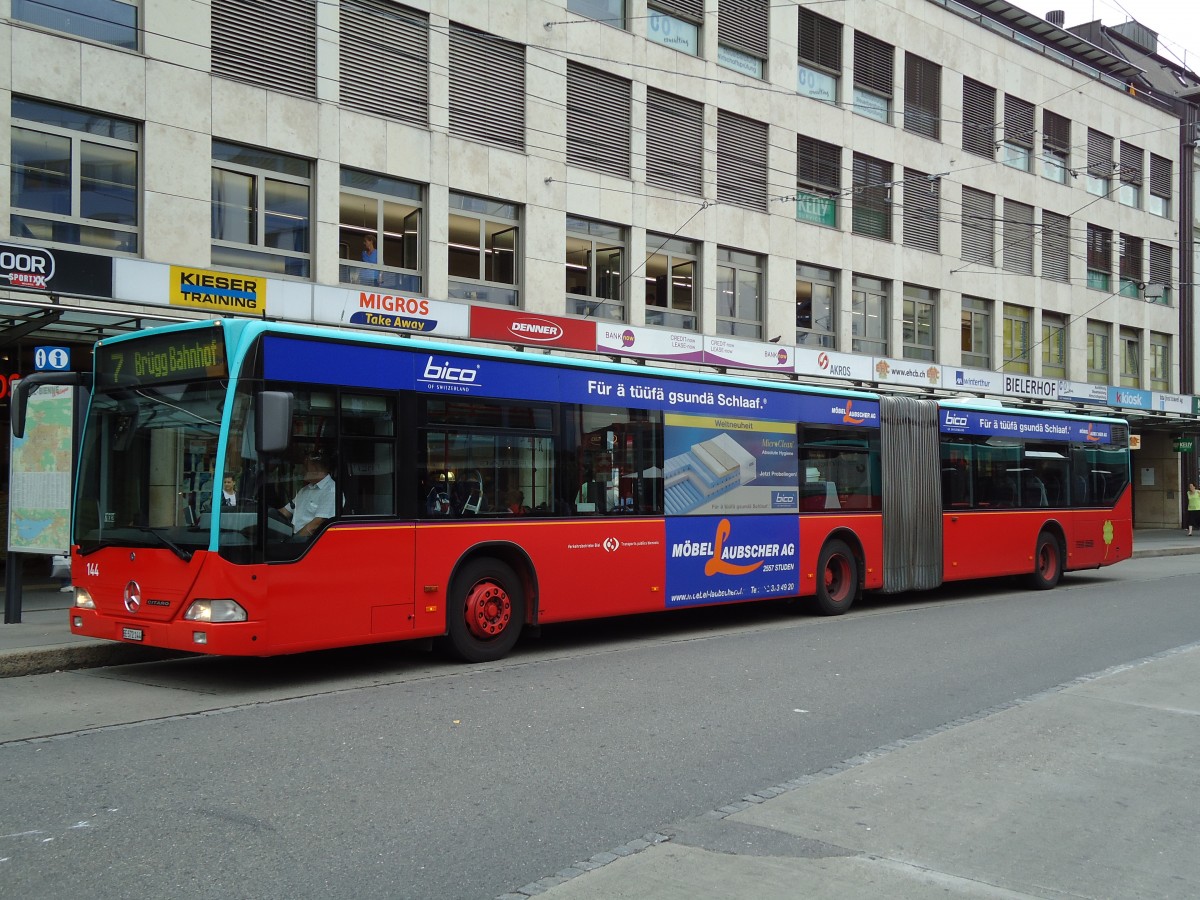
[
  {"xmin": 183, "ymin": 599, "xmax": 248, "ymax": 623},
  {"xmin": 74, "ymin": 589, "xmax": 95, "ymax": 609}
]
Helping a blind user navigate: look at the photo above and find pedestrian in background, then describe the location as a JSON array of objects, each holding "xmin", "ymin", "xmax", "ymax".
[{"xmin": 1187, "ymin": 483, "xmax": 1200, "ymax": 536}]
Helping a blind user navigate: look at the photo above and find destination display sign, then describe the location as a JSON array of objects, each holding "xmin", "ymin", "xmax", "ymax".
[{"xmin": 96, "ymin": 326, "xmax": 228, "ymax": 389}]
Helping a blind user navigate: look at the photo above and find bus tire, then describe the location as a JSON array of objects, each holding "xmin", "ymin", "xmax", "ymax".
[
  {"xmin": 445, "ymin": 558, "xmax": 525, "ymax": 663},
  {"xmin": 1029, "ymin": 531, "xmax": 1063, "ymax": 591},
  {"xmin": 815, "ymin": 539, "xmax": 857, "ymax": 615}
]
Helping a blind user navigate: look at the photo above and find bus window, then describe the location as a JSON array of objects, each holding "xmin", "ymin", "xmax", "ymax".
[
  {"xmin": 941, "ymin": 440, "xmax": 972, "ymax": 508},
  {"xmin": 340, "ymin": 393, "xmax": 395, "ymax": 516},
  {"xmin": 1075, "ymin": 444, "xmax": 1128, "ymax": 506},
  {"xmin": 568, "ymin": 406, "xmax": 663, "ymax": 515},
  {"xmin": 798, "ymin": 426, "xmax": 880, "ymax": 511},
  {"xmin": 419, "ymin": 396, "xmax": 557, "ymax": 518},
  {"xmin": 1023, "ymin": 444, "xmax": 1069, "ymax": 508}
]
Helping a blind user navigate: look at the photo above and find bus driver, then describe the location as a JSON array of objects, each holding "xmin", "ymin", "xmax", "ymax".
[{"xmin": 277, "ymin": 452, "xmax": 336, "ymax": 538}]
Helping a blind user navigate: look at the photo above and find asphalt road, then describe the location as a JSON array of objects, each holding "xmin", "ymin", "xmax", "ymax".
[{"xmin": 3, "ymin": 553, "xmax": 1199, "ymax": 900}]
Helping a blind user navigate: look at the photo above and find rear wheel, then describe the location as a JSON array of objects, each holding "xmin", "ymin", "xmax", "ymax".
[
  {"xmin": 445, "ymin": 558, "xmax": 525, "ymax": 662},
  {"xmin": 815, "ymin": 539, "xmax": 858, "ymax": 615},
  {"xmin": 1029, "ymin": 531, "xmax": 1063, "ymax": 590}
]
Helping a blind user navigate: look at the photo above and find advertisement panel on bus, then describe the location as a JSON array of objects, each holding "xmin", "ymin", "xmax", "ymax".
[
  {"xmin": 939, "ymin": 408, "xmax": 1114, "ymax": 444},
  {"xmin": 263, "ymin": 336, "xmax": 883, "ymax": 427}
]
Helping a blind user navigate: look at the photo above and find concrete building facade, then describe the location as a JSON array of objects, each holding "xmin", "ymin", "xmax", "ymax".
[{"xmin": 0, "ymin": 0, "xmax": 1196, "ymax": 528}]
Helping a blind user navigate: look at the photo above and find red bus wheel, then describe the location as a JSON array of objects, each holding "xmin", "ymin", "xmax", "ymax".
[
  {"xmin": 445, "ymin": 559, "xmax": 525, "ymax": 662},
  {"xmin": 1029, "ymin": 531, "xmax": 1063, "ymax": 590},
  {"xmin": 815, "ymin": 539, "xmax": 858, "ymax": 616}
]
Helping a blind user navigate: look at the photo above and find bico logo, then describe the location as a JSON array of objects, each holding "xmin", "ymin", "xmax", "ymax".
[
  {"xmin": 944, "ymin": 412, "xmax": 970, "ymax": 427},
  {"xmin": 422, "ymin": 357, "xmax": 479, "ymax": 384}
]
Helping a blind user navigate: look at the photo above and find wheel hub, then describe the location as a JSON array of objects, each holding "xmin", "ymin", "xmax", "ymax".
[{"xmin": 465, "ymin": 582, "xmax": 511, "ymax": 639}]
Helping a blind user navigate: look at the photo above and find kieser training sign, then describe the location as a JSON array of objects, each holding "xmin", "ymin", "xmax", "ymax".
[{"xmin": 170, "ymin": 266, "xmax": 265, "ymax": 314}]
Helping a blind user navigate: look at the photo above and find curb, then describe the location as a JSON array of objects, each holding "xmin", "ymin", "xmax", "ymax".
[
  {"xmin": 0, "ymin": 642, "xmax": 189, "ymax": 678},
  {"xmin": 1131, "ymin": 546, "xmax": 1200, "ymax": 558}
]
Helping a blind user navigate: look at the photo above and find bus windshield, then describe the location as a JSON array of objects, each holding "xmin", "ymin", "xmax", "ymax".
[{"xmin": 73, "ymin": 378, "xmax": 230, "ymax": 557}]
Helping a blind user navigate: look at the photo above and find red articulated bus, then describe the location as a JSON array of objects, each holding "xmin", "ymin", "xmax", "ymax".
[{"xmin": 15, "ymin": 318, "xmax": 1131, "ymax": 662}]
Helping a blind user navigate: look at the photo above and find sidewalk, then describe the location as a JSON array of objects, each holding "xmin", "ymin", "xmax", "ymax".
[
  {"xmin": 512, "ymin": 641, "xmax": 1200, "ymax": 900},
  {"xmin": 4, "ymin": 528, "xmax": 1196, "ymax": 678}
]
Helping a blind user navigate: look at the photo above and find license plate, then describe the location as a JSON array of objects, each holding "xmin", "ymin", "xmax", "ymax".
[{"xmin": 121, "ymin": 626, "xmax": 144, "ymax": 641}]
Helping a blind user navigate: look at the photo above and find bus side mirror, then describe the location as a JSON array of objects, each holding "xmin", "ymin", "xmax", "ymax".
[
  {"xmin": 256, "ymin": 391, "xmax": 293, "ymax": 454},
  {"xmin": 10, "ymin": 371, "xmax": 91, "ymax": 438}
]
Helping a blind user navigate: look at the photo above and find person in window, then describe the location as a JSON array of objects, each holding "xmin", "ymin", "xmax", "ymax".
[
  {"xmin": 202, "ymin": 475, "xmax": 241, "ymax": 512},
  {"xmin": 361, "ymin": 234, "xmax": 380, "ymax": 286},
  {"xmin": 505, "ymin": 489, "xmax": 528, "ymax": 515},
  {"xmin": 278, "ymin": 452, "xmax": 336, "ymax": 538}
]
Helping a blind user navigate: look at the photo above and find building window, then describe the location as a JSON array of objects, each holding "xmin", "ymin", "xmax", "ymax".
[
  {"xmin": 12, "ymin": 0, "xmax": 137, "ymax": 49},
  {"xmin": 717, "ymin": 0, "xmax": 768, "ymax": 78},
  {"xmin": 211, "ymin": 141, "xmax": 310, "ymax": 277},
  {"xmin": 716, "ymin": 248, "xmax": 763, "ymax": 338},
  {"xmin": 851, "ymin": 274, "xmax": 888, "ymax": 355},
  {"xmin": 1002, "ymin": 303, "xmax": 1031, "ymax": 374},
  {"xmin": 1149, "ymin": 153, "xmax": 1172, "ymax": 217},
  {"xmin": 717, "ymin": 110, "xmax": 769, "ymax": 211},
  {"xmin": 1041, "ymin": 210, "xmax": 1070, "ymax": 282},
  {"xmin": 962, "ymin": 78, "xmax": 996, "ymax": 159},
  {"xmin": 960, "ymin": 187, "xmax": 994, "ymax": 266},
  {"xmin": 648, "ymin": 1, "xmax": 701, "ymax": 55},
  {"xmin": 213, "ymin": 0, "xmax": 316, "ymax": 99},
  {"xmin": 1041, "ymin": 312, "xmax": 1067, "ymax": 379},
  {"xmin": 1000, "ymin": 95, "xmax": 1034, "ymax": 172},
  {"xmin": 1002, "ymin": 199, "xmax": 1034, "ymax": 275},
  {"xmin": 338, "ymin": 168, "xmax": 423, "ymax": 292},
  {"xmin": 1150, "ymin": 332, "xmax": 1170, "ymax": 391},
  {"xmin": 1086, "ymin": 129, "xmax": 1113, "ymax": 197},
  {"xmin": 903, "ymin": 169, "xmax": 939, "ymax": 253},
  {"xmin": 1149, "ymin": 242, "xmax": 1173, "ymax": 305},
  {"xmin": 644, "ymin": 235, "xmax": 697, "ymax": 331},
  {"xmin": 10, "ymin": 97, "xmax": 139, "ymax": 253},
  {"xmin": 852, "ymin": 153, "xmax": 892, "ymax": 240},
  {"xmin": 1042, "ymin": 110, "xmax": 1070, "ymax": 184},
  {"xmin": 1118, "ymin": 142, "xmax": 1143, "ymax": 208},
  {"xmin": 1086, "ymin": 224, "xmax": 1112, "ymax": 291},
  {"xmin": 796, "ymin": 136, "xmax": 840, "ymax": 228},
  {"xmin": 646, "ymin": 89, "xmax": 703, "ymax": 196},
  {"xmin": 961, "ymin": 296, "xmax": 991, "ymax": 369},
  {"xmin": 903, "ymin": 53, "xmax": 940, "ymax": 139},
  {"xmin": 568, "ymin": 0, "xmax": 625, "ymax": 28},
  {"xmin": 797, "ymin": 9, "xmax": 841, "ymax": 103},
  {"xmin": 566, "ymin": 216, "xmax": 625, "ymax": 321},
  {"xmin": 1086, "ymin": 320, "xmax": 1110, "ymax": 384},
  {"xmin": 447, "ymin": 192, "xmax": 520, "ymax": 306},
  {"xmin": 449, "ymin": 24, "xmax": 525, "ymax": 152},
  {"xmin": 853, "ymin": 32, "xmax": 893, "ymax": 123},
  {"xmin": 567, "ymin": 63, "xmax": 632, "ymax": 179},
  {"xmin": 1118, "ymin": 234, "xmax": 1143, "ymax": 299},
  {"xmin": 1119, "ymin": 327, "xmax": 1140, "ymax": 387},
  {"xmin": 796, "ymin": 263, "xmax": 836, "ymax": 347},
  {"xmin": 902, "ymin": 285, "xmax": 936, "ymax": 361},
  {"xmin": 340, "ymin": 0, "xmax": 428, "ymax": 127}
]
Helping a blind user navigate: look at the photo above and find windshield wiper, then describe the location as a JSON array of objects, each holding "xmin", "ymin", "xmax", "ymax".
[{"xmin": 135, "ymin": 526, "xmax": 193, "ymax": 561}]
